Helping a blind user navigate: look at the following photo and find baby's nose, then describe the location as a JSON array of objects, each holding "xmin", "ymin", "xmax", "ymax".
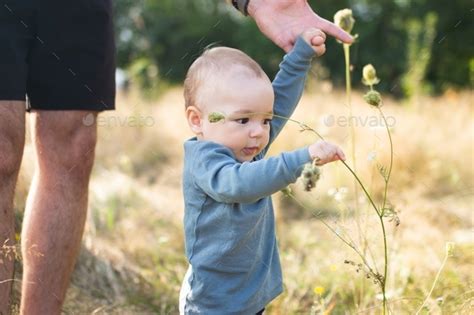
[{"xmin": 250, "ymin": 124, "xmax": 265, "ymax": 137}]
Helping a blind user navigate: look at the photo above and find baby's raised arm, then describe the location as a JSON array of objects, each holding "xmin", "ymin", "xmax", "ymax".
[{"xmin": 266, "ymin": 28, "xmax": 326, "ymax": 149}]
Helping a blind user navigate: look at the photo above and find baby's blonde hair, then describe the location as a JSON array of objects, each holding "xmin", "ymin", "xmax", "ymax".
[{"xmin": 184, "ymin": 47, "xmax": 266, "ymax": 109}]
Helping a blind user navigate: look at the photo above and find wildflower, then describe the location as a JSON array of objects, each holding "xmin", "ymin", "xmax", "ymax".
[
  {"xmin": 208, "ymin": 112, "xmax": 225, "ymax": 123},
  {"xmin": 328, "ymin": 187, "xmax": 348, "ymax": 201},
  {"xmin": 313, "ymin": 286, "xmax": 326, "ymax": 296},
  {"xmin": 119, "ymin": 154, "xmax": 132, "ymax": 171},
  {"xmin": 334, "ymin": 191, "xmax": 344, "ymax": 201},
  {"xmin": 363, "ymin": 90, "xmax": 382, "ymax": 107},
  {"xmin": 336, "ymin": 187, "xmax": 348, "ymax": 201},
  {"xmin": 362, "ymin": 64, "xmax": 380, "ymax": 86},
  {"xmin": 367, "ymin": 151, "xmax": 377, "ymax": 162},
  {"xmin": 445, "ymin": 242, "xmax": 455, "ymax": 257},
  {"xmin": 334, "ymin": 9, "xmax": 355, "ymax": 34},
  {"xmin": 302, "ymin": 163, "xmax": 321, "ymax": 192}
]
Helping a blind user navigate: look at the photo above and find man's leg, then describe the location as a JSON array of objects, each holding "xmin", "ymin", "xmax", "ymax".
[
  {"xmin": 0, "ymin": 102, "xmax": 25, "ymax": 315},
  {"xmin": 20, "ymin": 110, "xmax": 97, "ymax": 315}
]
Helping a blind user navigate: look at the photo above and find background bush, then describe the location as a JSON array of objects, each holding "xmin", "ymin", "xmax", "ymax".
[{"xmin": 114, "ymin": 0, "xmax": 473, "ymax": 96}]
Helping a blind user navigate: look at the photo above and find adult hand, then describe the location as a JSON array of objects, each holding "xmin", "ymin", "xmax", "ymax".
[{"xmin": 247, "ymin": 0, "xmax": 353, "ymax": 52}]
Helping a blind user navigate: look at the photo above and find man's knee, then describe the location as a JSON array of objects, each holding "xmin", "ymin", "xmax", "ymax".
[
  {"xmin": 34, "ymin": 111, "xmax": 98, "ymax": 179},
  {"xmin": 50, "ymin": 128, "xmax": 97, "ymax": 177}
]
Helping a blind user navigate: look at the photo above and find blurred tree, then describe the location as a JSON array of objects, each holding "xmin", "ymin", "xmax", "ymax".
[
  {"xmin": 401, "ymin": 12, "xmax": 438, "ymax": 102},
  {"xmin": 113, "ymin": 0, "xmax": 473, "ymax": 97}
]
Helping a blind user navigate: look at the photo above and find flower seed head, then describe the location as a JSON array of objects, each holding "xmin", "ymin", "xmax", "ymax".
[
  {"xmin": 208, "ymin": 112, "xmax": 225, "ymax": 123},
  {"xmin": 363, "ymin": 90, "xmax": 382, "ymax": 107},
  {"xmin": 334, "ymin": 9, "xmax": 355, "ymax": 34},
  {"xmin": 302, "ymin": 163, "xmax": 321, "ymax": 192},
  {"xmin": 362, "ymin": 64, "xmax": 380, "ymax": 86},
  {"xmin": 446, "ymin": 242, "xmax": 455, "ymax": 257}
]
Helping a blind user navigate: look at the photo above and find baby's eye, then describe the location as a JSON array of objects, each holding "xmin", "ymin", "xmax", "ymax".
[
  {"xmin": 236, "ymin": 118, "xmax": 249, "ymax": 124},
  {"xmin": 263, "ymin": 118, "xmax": 272, "ymax": 125}
]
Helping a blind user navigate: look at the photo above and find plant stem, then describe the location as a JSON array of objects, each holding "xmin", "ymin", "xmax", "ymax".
[
  {"xmin": 343, "ymin": 43, "xmax": 360, "ymax": 207},
  {"xmin": 339, "ymin": 160, "xmax": 380, "ymax": 216},
  {"xmin": 415, "ymin": 252, "xmax": 449, "ymax": 314},
  {"xmin": 379, "ymin": 214, "xmax": 388, "ymax": 315},
  {"xmin": 377, "ymin": 107, "xmax": 393, "ymax": 315},
  {"xmin": 287, "ymin": 193, "xmax": 377, "ymax": 279},
  {"xmin": 344, "ymin": 47, "xmax": 365, "ymax": 307},
  {"xmin": 344, "ymin": 44, "xmax": 356, "ymax": 174},
  {"xmin": 273, "ymin": 113, "xmax": 381, "ymax": 217},
  {"xmin": 378, "ymin": 108, "xmax": 394, "ymax": 215},
  {"xmin": 254, "ymin": 110, "xmax": 389, "ymax": 312}
]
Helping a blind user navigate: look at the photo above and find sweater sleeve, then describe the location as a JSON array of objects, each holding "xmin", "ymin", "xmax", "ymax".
[
  {"xmin": 264, "ymin": 37, "xmax": 316, "ymax": 153},
  {"xmin": 191, "ymin": 141, "xmax": 312, "ymax": 204}
]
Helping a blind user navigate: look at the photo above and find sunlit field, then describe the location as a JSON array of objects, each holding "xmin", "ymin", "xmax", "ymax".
[{"xmin": 11, "ymin": 86, "xmax": 473, "ymax": 314}]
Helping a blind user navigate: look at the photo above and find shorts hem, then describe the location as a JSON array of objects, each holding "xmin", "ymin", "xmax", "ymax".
[
  {"xmin": 27, "ymin": 99, "xmax": 115, "ymax": 112},
  {"xmin": 0, "ymin": 93, "xmax": 26, "ymax": 102},
  {"xmin": 27, "ymin": 106, "xmax": 115, "ymax": 112}
]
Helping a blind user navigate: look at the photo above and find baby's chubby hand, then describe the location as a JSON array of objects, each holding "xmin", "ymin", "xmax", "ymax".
[
  {"xmin": 301, "ymin": 28, "xmax": 326, "ymax": 57},
  {"xmin": 308, "ymin": 140, "xmax": 346, "ymax": 165}
]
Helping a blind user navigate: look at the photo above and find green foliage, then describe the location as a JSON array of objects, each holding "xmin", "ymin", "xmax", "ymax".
[
  {"xmin": 402, "ymin": 12, "xmax": 438, "ymax": 100},
  {"xmin": 113, "ymin": 0, "xmax": 472, "ymax": 96},
  {"xmin": 470, "ymin": 58, "xmax": 474, "ymax": 86}
]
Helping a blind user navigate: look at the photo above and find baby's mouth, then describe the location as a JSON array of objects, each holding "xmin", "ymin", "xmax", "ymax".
[{"xmin": 242, "ymin": 146, "xmax": 259, "ymax": 156}]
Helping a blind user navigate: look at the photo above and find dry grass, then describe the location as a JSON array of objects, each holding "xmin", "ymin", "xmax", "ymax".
[{"xmin": 10, "ymin": 86, "xmax": 473, "ymax": 314}]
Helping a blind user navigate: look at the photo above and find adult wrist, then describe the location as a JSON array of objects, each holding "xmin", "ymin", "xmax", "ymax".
[
  {"xmin": 246, "ymin": 0, "xmax": 262, "ymax": 17},
  {"xmin": 231, "ymin": 0, "xmax": 250, "ymax": 16}
]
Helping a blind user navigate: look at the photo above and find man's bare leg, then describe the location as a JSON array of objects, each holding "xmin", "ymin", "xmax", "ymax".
[
  {"xmin": 0, "ymin": 101, "xmax": 25, "ymax": 315},
  {"xmin": 20, "ymin": 110, "xmax": 97, "ymax": 315}
]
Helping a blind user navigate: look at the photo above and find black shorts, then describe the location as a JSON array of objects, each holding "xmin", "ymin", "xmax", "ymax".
[{"xmin": 0, "ymin": 0, "xmax": 115, "ymax": 111}]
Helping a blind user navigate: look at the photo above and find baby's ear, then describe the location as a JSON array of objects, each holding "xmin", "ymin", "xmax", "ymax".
[{"xmin": 186, "ymin": 106, "xmax": 203, "ymax": 135}]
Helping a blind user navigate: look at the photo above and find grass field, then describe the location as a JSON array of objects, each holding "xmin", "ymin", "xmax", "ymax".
[{"xmin": 11, "ymin": 86, "xmax": 473, "ymax": 314}]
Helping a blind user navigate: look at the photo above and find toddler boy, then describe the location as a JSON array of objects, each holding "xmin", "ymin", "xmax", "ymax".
[{"xmin": 180, "ymin": 28, "xmax": 345, "ymax": 314}]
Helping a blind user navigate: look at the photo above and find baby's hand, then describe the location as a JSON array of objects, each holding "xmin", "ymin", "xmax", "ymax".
[
  {"xmin": 301, "ymin": 28, "xmax": 326, "ymax": 57},
  {"xmin": 308, "ymin": 140, "xmax": 346, "ymax": 165}
]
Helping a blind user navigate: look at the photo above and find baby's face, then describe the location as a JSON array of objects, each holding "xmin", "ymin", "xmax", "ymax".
[{"xmin": 199, "ymin": 75, "xmax": 274, "ymax": 162}]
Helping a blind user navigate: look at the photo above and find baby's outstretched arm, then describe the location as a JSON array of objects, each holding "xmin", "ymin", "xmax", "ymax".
[
  {"xmin": 190, "ymin": 142, "xmax": 312, "ymax": 204},
  {"xmin": 189, "ymin": 140, "xmax": 344, "ymax": 204}
]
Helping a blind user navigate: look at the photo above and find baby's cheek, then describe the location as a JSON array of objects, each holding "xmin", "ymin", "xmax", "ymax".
[{"xmin": 265, "ymin": 131, "xmax": 271, "ymax": 144}]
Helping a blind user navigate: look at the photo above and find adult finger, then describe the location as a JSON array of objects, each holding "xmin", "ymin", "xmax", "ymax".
[{"xmin": 316, "ymin": 16, "xmax": 353, "ymax": 44}]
